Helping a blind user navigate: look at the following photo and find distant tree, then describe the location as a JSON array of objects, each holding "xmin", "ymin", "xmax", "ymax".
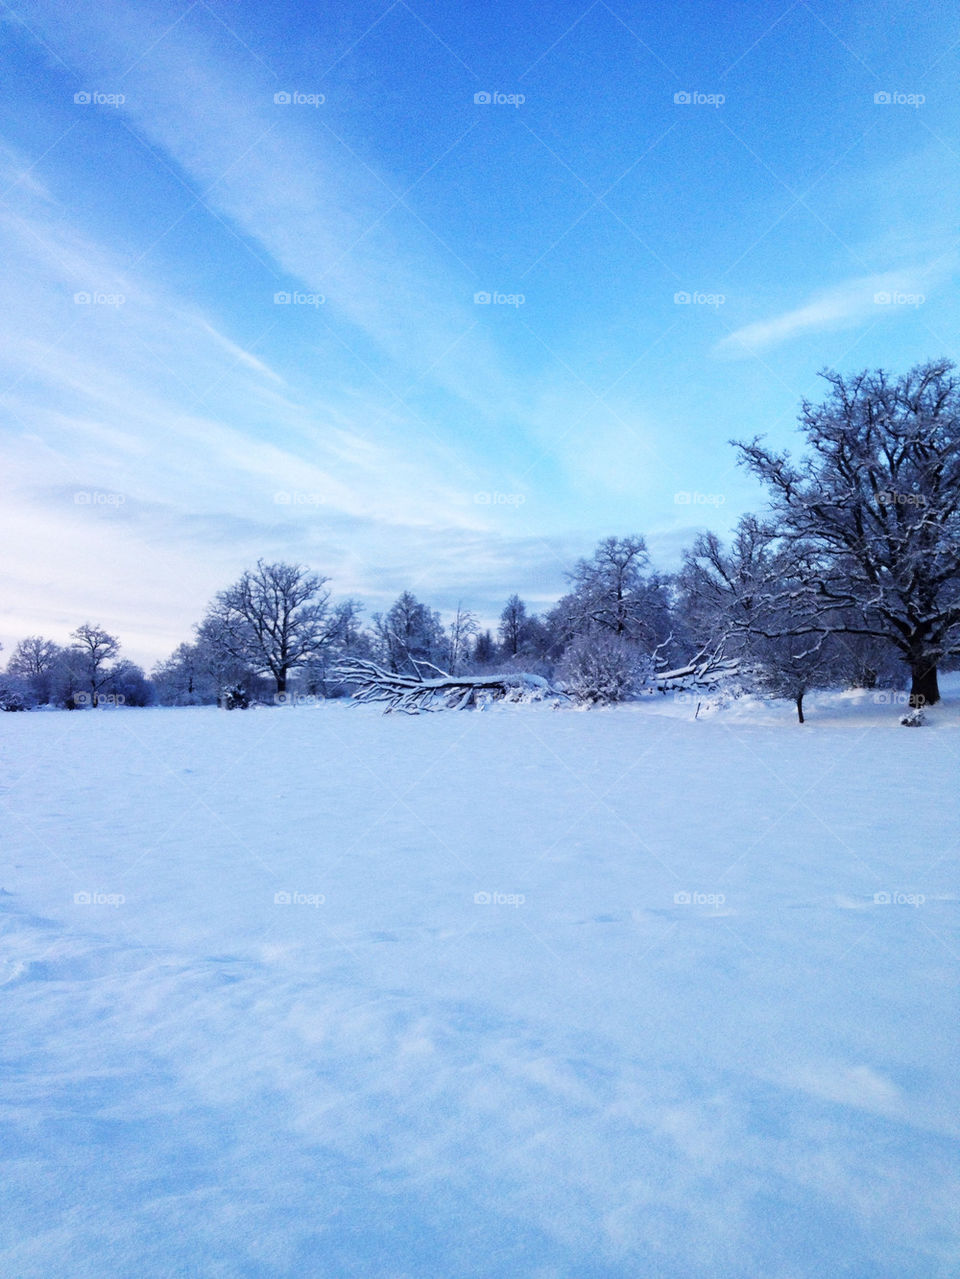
[
  {"xmin": 498, "ymin": 595, "xmax": 531, "ymax": 658},
  {"xmin": 203, "ymin": 560, "xmax": 336, "ymax": 695},
  {"xmin": 551, "ymin": 536, "xmax": 673, "ymax": 652},
  {"xmin": 299, "ymin": 600, "xmax": 369, "ymax": 696},
  {"xmin": 153, "ymin": 642, "xmax": 207, "ymax": 705},
  {"xmin": 445, "ymin": 604, "xmax": 478, "ymax": 675},
  {"xmin": 472, "ymin": 629, "xmax": 498, "ymax": 667},
  {"xmin": 69, "ymin": 623, "xmax": 120, "ymax": 706},
  {"xmin": 736, "ymin": 361, "xmax": 960, "ymax": 706},
  {"xmin": 0, "ymin": 642, "xmax": 28, "ymax": 711},
  {"xmin": 6, "ymin": 636, "xmax": 61, "ymax": 705},
  {"xmin": 193, "ymin": 616, "xmax": 259, "ymax": 702},
  {"xmin": 373, "ymin": 591, "xmax": 446, "ymax": 675},
  {"xmin": 106, "ymin": 660, "xmax": 153, "ymax": 707}
]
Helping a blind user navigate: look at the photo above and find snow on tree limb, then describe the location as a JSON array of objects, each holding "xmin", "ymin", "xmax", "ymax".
[{"xmin": 334, "ymin": 658, "xmax": 568, "ymax": 714}]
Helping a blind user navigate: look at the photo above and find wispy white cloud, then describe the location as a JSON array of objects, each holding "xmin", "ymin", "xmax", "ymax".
[
  {"xmin": 12, "ymin": 0, "xmax": 514, "ymax": 412},
  {"xmin": 0, "ymin": 161, "xmax": 557, "ymax": 662},
  {"xmin": 712, "ymin": 265, "xmax": 952, "ymax": 358}
]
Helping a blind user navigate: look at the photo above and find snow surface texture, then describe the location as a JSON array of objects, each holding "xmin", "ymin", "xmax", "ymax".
[{"xmin": 1, "ymin": 684, "xmax": 959, "ymax": 1278}]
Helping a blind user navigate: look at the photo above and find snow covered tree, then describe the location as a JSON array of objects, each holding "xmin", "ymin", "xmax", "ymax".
[
  {"xmin": 0, "ymin": 642, "xmax": 28, "ymax": 711},
  {"xmin": 299, "ymin": 600, "xmax": 368, "ymax": 696},
  {"xmin": 6, "ymin": 636, "xmax": 61, "ymax": 705},
  {"xmin": 736, "ymin": 362, "xmax": 960, "ymax": 706},
  {"xmin": 202, "ymin": 560, "xmax": 335, "ymax": 695},
  {"xmin": 373, "ymin": 591, "xmax": 446, "ymax": 675},
  {"xmin": 472, "ymin": 629, "xmax": 498, "ymax": 667},
  {"xmin": 551, "ymin": 536, "xmax": 673, "ymax": 653},
  {"xmin": 152, "ymin": 642, "xmax": 208, "ymax": 705},
  {"xmin": 193, "ymin": 615, "xmax": 261, "ymax": 703},
  {"xmin": 498, "ymin": 594, "xmax": 528, "ymax": 657},
  {"xmin": 68, "ymin": 623, "xmax": 120, "ymax": 706},
  {"xmin": 679, "ymin": 517, "xmax": 849, "ymax": 721},
  {"xmin": 557, "ymin": 633, "xmax": 646, "ymax": 705},
  {"xmin": 445, "ymin": 604, "xmax": 478, "ymax": 675},
  {"xmin": 106, "ymin": 659, "xmax": 153, "ymax": 707}
]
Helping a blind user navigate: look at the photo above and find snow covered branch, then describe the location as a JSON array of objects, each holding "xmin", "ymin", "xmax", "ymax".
[{"xmin": 334, "ymin": 658, "xmax": 569, "ymax": 714}]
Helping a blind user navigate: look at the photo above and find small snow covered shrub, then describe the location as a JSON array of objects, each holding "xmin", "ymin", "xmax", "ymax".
[
  {"xmin": 220, "ymin": 683, "xmax": 250, "ymax": 710},
  {"xmin": 0, "ymin": 685, "xmax": 27, "ymax": 711},
  {"xmin": 900, "ymin": 707, "xmax": 926, "ymax": 727},
  {"xmin": 557, "ymin": 635, "xmax": 644, "ymax": 705}
]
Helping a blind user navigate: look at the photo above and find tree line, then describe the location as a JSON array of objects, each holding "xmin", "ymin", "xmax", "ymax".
[{"xmin": 3, "ymin": 361, "xmax": 959, "ymax": 718}]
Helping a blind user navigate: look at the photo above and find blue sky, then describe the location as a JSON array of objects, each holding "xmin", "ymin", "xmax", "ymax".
[{"xmin": 2, "ymin": 0, "xmax": 958, "ymax": 666}]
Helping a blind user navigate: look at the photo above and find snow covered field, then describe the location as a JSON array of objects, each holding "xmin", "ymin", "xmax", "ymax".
[{"xmin": 2, "ymin": 689, "xmax": 959, "ymax": 1278}]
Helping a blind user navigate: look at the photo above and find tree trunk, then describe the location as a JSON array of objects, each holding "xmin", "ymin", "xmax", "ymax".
[
  {"xmin": 795, "ymin": 692, "xmax": 805, "ymax": 724},
  {"xmin": 909, "ymin": 661, "xmax": 939, "ymax": 708},
  {"xmin": 276, "ymin": 671, "xmax": 287, "ymax": 695}
]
